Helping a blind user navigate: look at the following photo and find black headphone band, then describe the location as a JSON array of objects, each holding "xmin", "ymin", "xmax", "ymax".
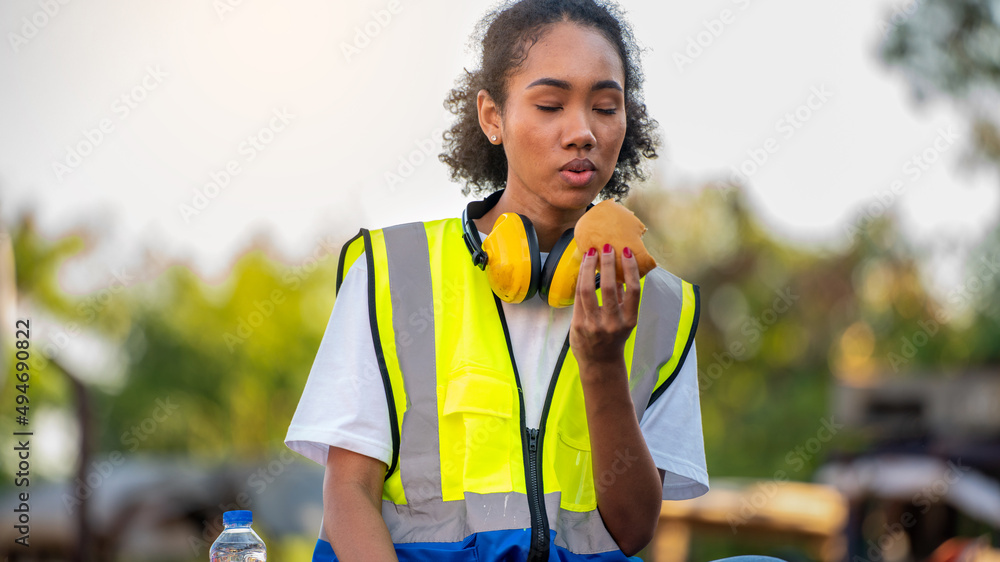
[{"xmin": 462, "ymin": 189, "xmax": 505, "ymax": 269}]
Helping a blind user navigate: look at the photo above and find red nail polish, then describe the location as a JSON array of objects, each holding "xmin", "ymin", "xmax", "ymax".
[
  {"xmin": 587, "ymin": 247, "xmax": 596, "ymax": 257},
  {"xmin": 603, "ymin": 243, "xmax": 611, "ymax": 254},
  {"xmin": 623, "ymin": 246, "xmax": 632, "ymax": 258}
]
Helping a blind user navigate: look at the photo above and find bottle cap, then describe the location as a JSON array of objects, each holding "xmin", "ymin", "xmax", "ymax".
[{"xmin": 223, "ymin": 510, "xmax": 253, "ymax": 526}]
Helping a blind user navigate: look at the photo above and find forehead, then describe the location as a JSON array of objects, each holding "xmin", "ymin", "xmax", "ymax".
[{"xmin": 510, "ymin": 21, "xmax": 625, "ymax": 86}]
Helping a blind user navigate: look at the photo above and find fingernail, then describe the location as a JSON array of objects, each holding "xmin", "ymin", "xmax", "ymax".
[
  {"xmin": 587, "ymin": 247, "xmax": 596, "ymax": 257},
  {"xmin": 603, "ymin": 243, "xmax": 611, "ymax": 254},
  {"xmin": 623, "ymin": 246, "xmax": 632, "ymax": 259}
]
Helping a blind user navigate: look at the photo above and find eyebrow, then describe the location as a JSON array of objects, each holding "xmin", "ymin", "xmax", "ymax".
[{"xmin": 525, "ymin": 77, "xmax": 623, "ymax": 92}]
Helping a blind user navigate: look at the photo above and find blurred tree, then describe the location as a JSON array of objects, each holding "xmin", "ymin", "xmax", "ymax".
[
  {"xmin": 104, "ymin": 241, "xmax": 339, "ymax": 459},
  {"xmin": 880, "ymin": 0, "xmax": 1000, "ymax": 365},
  {"xmin": 2, "ymin": 212, "xmax": 342, "ymax": 463},
  {"xmin": 881, "ymin": 0, "xmax": 1000, "ymax": 173}
]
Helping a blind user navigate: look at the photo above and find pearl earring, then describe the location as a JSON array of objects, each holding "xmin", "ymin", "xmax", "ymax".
[{"xmin": 491, "ymin": 135, "xmax": 497, "ymax": 142}]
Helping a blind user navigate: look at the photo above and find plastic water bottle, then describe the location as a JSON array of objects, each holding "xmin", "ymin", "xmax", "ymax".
[{"xmin": 210, "ymin": 510, "xmax": 267, "ymax": 562}]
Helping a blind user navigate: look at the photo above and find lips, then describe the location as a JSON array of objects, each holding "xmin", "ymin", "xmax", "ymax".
[
  {"xmin": 560, "ymin": 158, "xmax": 596, "ymax": 172},
  {"xmin": 559, "ymin": 170, "xmax": 596, "ymax": 187},
  {"xmin": 559, "ymin": 158, "xmax": 597, "ymax": 186}
]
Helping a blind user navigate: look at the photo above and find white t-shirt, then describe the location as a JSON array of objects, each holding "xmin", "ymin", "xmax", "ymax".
[{"xmin": 285, "ymin": 245, "xmax": 709, "ymax": 500}]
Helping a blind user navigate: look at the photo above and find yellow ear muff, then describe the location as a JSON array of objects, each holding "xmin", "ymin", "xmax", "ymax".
[
  {"xmin": 539, "ymin": 229, "xmax": 581, "ymax": 308},
  {"xmin": 544, "ymin": 238, "xmax": 581, "ymax": 307},
  {"xmin": 481, "ymin": 213, "xmax": 540, "ymax": 303}
]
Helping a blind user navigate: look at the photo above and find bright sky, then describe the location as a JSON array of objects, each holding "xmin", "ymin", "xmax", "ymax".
[{"xmin": 1, "ymin": 0, "xmax": 997, "ymax": 295}]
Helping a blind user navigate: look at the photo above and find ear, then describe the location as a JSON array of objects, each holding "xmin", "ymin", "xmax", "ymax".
[{"xmin": 477, "ymin": 89, "xmax": 502, "ymax": 144}]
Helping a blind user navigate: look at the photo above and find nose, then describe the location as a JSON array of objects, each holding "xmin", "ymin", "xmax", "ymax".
[{"xmin": 562, "ymin": 107, "xmax": 596, "ymax": 150}]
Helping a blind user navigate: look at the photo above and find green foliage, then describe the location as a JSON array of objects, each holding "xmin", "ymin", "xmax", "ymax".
[
  {"xmin": 99, "ymin": 246, "xmax": 339, "ymax": 459},
  {"xmin": 4, "ymin": 212, "xmax": 342, "ymax": 463},
  {"xmin": 879, "ymin": 0, "xmax": 1000, "ymax": 367},
  {"xmin": 9, "ymin": 214, "xmax": 88, "ymax": 318}
]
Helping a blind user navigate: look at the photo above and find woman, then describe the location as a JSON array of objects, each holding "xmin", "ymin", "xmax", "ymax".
[{"xmin": 286, "ymin": 0, "xmax": 710, "ymax": 559}]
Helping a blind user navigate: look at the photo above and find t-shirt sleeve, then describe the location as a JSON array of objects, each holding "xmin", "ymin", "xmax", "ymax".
[
  {"xmin": 638, "ymin": 340, "xmax": 710, "ymax": 500},
  {"xmin": 284, "ymin": 255, "xmax": 393, "ymax": 467}
]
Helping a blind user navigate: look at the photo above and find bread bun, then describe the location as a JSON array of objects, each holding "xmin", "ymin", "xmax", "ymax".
[{"xmin": 574, "ymin": 200, "xmax": 656, "ymax": 284}]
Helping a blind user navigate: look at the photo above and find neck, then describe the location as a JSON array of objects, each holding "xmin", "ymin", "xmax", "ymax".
[{"xmin": 473, "ymin": 188, "xmax": 587, "ymax": 253}]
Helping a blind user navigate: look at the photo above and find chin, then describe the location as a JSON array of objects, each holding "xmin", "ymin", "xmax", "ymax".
[{"xmin": 553, "ymin": 186, "xmax": 603, "ymax": 208}]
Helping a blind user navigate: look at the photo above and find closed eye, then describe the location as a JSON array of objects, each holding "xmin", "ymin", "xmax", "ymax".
[{"xmin": 536, "ymin": 105, "xmax": 618, "ymax": 115}]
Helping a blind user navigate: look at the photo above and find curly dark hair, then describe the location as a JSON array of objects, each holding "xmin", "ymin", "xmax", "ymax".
[{"xmin": 438, "ymin": 0, "xmax": 661, "ymax": 201}]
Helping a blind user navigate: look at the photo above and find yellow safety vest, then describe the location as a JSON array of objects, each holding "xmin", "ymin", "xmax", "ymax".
[{"xmin": 321, "ymin": 217, "xmax": 699, "ymax": 560}]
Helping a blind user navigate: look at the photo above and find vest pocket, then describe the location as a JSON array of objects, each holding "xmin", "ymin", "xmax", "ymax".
[
  {"xmin": 441, "ymin": 370, "xmax": 514, "ymax": 495},
  {"xmin": 553, "ymin": 431, "xmax": 597, "ymax": 510}
]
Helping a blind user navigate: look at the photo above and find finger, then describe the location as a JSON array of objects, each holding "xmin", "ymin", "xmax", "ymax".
[
  {"xmin": 575, "ymin": 246, "xmax": 599, "ymax": 314},
  {"xmin": 599, "ymin": 243, "xmax": 619, "ymax": 315},
  {"xmin": 622, "ymin": 246, "xmax": 641, "ymax": 325}
]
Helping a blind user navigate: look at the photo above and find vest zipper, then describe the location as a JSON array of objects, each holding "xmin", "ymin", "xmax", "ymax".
[
  {"xmin": 529, "ymin": 336, "xmax": 569, "ymax": 561},
  {"xmin": 494, "ymin": 296, "xmax": 551, "ymax": 560},
  {"xmin": 525, "ymin": 426, "xmax": 547, "ymax": 562}
]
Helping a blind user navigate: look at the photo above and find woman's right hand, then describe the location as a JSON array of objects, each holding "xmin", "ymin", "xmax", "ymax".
[{"xmin": 569, "ymin": 242, "xmax": 641, "ymax": 375}]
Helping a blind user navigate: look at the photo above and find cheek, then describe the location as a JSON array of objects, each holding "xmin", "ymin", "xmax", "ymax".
[
  {"xmin": 602, "ymin": 115, "xmax": 627, "ymax": 144},
  {"xmin": 505, "ymin": 120, "xmax": 551, "ymax": 167}
]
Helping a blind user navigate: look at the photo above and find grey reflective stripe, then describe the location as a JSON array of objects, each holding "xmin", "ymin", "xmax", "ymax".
[
  {"xmin": 384, "ymin": 491, "xmax": 619, "ymax": 554},
  {"xmin": 382, "ymin": 492, "xmax": 533, "ymax": 543},
  {"xmin": 382, "ymin": 223, "xmax": 442, "ymax": 503},
  {"xmin": 551, "ymin": 504, "xmax": 620, "ymax": 555},
  {"xmin": 629, "ymin": 268, "xmax": 684, "ymax": 422}
]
